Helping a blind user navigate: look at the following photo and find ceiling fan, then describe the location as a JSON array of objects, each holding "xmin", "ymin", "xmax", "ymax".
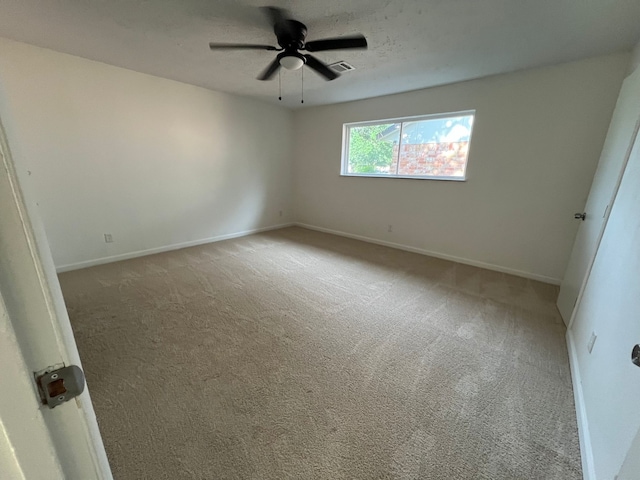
[{"xmin": 208, "ymin": 7, "xmax": 367, "ymax": 81}]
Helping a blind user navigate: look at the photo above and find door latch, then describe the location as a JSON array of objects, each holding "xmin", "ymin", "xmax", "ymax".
[
  {"xmin": 35, "ymin": 365, "xmax": 85, "ymax": 409},
  {"xmin": 574, "ymin": 212, "xmax": 586, "ymax": 221}
]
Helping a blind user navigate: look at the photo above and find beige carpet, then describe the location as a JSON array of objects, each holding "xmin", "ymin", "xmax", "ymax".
[{"xmin": 59, "ymin": 227, "xmax": 581, "ymax": 479}]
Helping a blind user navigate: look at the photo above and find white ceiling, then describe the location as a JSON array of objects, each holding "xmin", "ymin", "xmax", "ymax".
[{"xmin": 1, "ymin": 0, "xmax": 639, "ymax": 109}]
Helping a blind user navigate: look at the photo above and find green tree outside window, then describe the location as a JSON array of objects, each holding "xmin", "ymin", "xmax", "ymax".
[{"xmin": 348, "ymin": 124, "xmax": 395, "ymax": 173}]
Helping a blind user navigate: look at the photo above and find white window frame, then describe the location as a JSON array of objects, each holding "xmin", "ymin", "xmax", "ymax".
[{"xmin": 340, "ymin": 110, "xmax": 476, "ymax": 181}]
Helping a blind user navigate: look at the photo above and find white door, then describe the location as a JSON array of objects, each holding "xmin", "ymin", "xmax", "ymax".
[
  {"xmin": 0, "ymin": 119, "xmax": 111, "ymax": 478},
  {"xmin": 557, "ymin": 67, "xmax": 640, "ymax": 324},
  {"xmin": 568, "ymin": 126, "xmax": 640, "ymax": 479}
]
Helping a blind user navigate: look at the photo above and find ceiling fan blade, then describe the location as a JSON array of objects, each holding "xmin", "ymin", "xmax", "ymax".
[
  {"xmin": 209, "ymin": 43, "xmax": 278, "ymax": 51},
  {"xmin": 303, "ymin": 54, "xmax": 339, "ymax": 81},
  {"xmin": 261, "ymin": 6, "xmax": 295, "ymax": 40},
  {"xmin": 261, "ymin": 6, "xmax": 291, "ymax": 26},
  {"xmin": 257, "ymin": 58, "xmax": 282, "ymax": 81},
  {"xmin": 304, "ymin": 35, "xmax": 368, "ymax": 52}
]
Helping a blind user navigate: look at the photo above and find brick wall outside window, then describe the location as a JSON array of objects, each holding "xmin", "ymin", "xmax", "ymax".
[{"xmin": 389, "ymin": 141, "xmax": 469, "ymax": 177}]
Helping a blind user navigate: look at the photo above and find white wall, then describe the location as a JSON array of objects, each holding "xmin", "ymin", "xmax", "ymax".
[
  {"xmin": 292, "ymin": 54, "xmax": 629, "ymax": 283},
  {"xmin": 568, "ymin": 52, "xmax": 640, "ymax": 480},
  {"xmin": 0, "ymin": 37, "xmax": 630, "ymax": 283},
  {"xmin": 0, "ymin": 38, "xmax": 293, "ymax": 270},
  {"xmin": 618, "ymin": 429, "xmax": 640, "ymax": 480},
  {"xmin": 628, "ymin": 39, "xmax": 640, "ymax": 75}
]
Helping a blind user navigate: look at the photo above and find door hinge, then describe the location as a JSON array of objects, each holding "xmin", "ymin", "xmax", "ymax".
[{"xmin": 34, "ymin": 365, "xmax": 85, "ymax": 409}]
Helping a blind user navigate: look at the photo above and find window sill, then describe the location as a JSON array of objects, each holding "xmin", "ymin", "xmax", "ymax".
[{"xmin": 340, "ymin": 173, "xmax": 467, "ymax": 181}]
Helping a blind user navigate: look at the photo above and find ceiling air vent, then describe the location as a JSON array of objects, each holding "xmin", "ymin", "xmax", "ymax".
[{"xmin": 329, "ymin": 61, "xmax": 355, "ymax": 73}]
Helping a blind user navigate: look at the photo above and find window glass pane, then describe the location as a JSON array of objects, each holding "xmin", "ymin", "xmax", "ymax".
[
  {"xmin": 342, "ymin": 112, "xmax": 475, "ymax": 180},
  {"xmin": 347, "ymin": 123, "xmax": 400, "ymax": 174},
  {"xmin": 397, "ymin": 115, "xmax": 473, "ymax": 178}
]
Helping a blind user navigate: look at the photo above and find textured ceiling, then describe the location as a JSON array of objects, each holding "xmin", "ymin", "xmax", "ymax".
[{"xmin": 1, "ymin": 0, "xmax": 639, "ymax": 109}]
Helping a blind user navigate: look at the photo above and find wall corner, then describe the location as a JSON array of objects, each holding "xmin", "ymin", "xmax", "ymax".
[{"xmin": 627, "ymin": 39, "xmax": 640, "ymax": 76}]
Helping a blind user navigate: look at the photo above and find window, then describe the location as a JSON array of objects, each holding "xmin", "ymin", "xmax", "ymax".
[{"xmin": 341, "ymin": 111, "xmax": 475, "ymax": 180}]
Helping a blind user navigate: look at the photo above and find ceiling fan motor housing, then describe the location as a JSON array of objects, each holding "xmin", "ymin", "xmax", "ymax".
[{"xmin": 275, "ymin": 20, "xmax": 308, "ymax": 50}]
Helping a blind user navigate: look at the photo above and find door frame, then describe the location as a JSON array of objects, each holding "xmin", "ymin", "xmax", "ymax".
[{"xmin": 0, "ymin": 111, "xmax": 112, "ymax": 478}]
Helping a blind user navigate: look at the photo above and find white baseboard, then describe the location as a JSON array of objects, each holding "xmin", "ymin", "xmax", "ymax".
[
  {"xmin": 294, "ymin": 222, "xmax": 561, "ymax": 285},
  {"xmin": 56, "ymin": 223, "xmax": 294, "ymax": 273},
  {"xmin": 57, "ymin": 221, "xmax": 562, "ymax": 286},
  {"xmin": 567, "ymin": 329, "xmax": 596, "ymax": 480}
]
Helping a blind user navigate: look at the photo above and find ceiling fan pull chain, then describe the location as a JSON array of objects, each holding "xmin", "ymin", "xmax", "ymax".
[
  {"xmin": 301, "ymin": 66, "xmax": 304, "ymax": 104},
  {"xmin": 278, "ymin": 69, "xmax": 282, "ymax": 101}
]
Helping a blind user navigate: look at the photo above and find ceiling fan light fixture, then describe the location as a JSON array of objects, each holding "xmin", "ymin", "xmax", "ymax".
[{"xmin": 279, "ymin": 54, "xmax": 305, "ymax": 70}]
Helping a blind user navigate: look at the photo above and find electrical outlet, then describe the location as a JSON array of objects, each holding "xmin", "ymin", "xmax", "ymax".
[
  {"xmin": 388, "ymin": 225, "xmax": 393, "ymax": 233},
  {"xmin": 104, "ymin": 233, "xmax": 114, "ymax": 243},
  {"xmin": 587, "ymin": 331, "xmax": 597, "ymax": 354},
  {"xmin": 279, "ymin": 210, "xmax": 283, "ymax": 217}
]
